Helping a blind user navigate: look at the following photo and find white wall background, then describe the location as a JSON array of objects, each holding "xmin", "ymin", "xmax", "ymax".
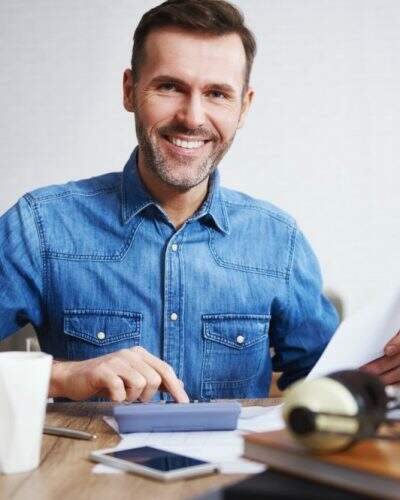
[{"xmin": 1, "ymin": 0, "xmax": 399, "ymax": 316}]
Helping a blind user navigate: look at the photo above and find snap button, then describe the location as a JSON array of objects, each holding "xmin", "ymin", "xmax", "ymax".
[
  {"xmin": 96, "ymin": 331, "xmax": 106, "ymax": 340},
  {"xmin": 170, "ymin": 313, "xmax": 178, "ymax": 321},
  {"xmin": 236, "ymin": 335, "xmax": 245, "ymax": 345},
  {"xmin": 171, "ymin": 244, "xmax": 178, "ymax": 252}
]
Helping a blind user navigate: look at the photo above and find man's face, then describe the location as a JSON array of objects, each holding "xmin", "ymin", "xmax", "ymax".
[{"xmin": 123, "ymin": 28, "xmax": 253, "ymax": 191}]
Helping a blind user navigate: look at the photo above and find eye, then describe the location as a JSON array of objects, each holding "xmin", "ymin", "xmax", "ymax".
[
  {"xmin": 159, "ymin": 82, "xmax": 178, "ymax": 92},
  {"xmin": 208, "ymin": 90, "xmax": 226, "ymax": 100}
]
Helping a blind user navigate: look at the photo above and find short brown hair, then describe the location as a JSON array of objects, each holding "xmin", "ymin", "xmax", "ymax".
[{"xmin": 131, "ymin": 0, "xmax": 257, "ymax": 89}]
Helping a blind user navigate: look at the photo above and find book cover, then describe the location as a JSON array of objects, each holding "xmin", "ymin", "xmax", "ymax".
[{"xmin": 244, "ymin": 429, "xmax": 400, "ymax": 499}]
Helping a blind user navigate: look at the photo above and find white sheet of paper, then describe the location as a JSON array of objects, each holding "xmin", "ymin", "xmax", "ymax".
[
  {"xmin": 92, "ymin": 405, "xmax": 284, "ymax": 475},
  {"xmin": 308, "ymin": 287, "xmax": 400, "ymax": 379},
  {"xmin": 92, "ymin": 428, "xmax": 265, "ymax": 475},
  {"xmin": 237, "ymin": 404, "xmax": 284, "ymax": 432}
]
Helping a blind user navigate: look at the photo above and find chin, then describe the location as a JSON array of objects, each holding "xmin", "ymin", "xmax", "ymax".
[
  {"xmin": 162, "ymin": 178, "xmax": 202, "ymax": 191},
  {"xmin": 158, "ymin": 171, "xmax": 208, "ymax": 191}
]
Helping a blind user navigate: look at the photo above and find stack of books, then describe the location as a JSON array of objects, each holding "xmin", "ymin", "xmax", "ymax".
[{"xmin": 243, "ymin": 429, "xmax": 400, "ymax": 499}]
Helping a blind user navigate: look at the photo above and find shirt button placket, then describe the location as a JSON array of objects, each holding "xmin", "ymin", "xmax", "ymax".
[{"xmin": 163, "ymin": 237, "xmax": 183, "ymax": 387}]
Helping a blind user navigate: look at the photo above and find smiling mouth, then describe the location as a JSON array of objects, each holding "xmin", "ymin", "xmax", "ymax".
[{"xmin": 163, "ymin": 135, "xmax": 211, "ymax": 150}]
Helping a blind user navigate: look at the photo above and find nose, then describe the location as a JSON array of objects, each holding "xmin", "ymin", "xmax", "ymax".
[{"xmin": 175, "ymin": 92, "xmax": 206, "ymax": 130}]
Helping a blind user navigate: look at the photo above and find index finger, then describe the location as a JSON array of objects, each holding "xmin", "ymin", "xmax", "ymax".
[
  {"xmin": 385, "ymin": 330, "xmax": 400, "ymax": 357},
  {"xmin": 132, "ymin": 347, "xmax": 189, "ymax": 402}
]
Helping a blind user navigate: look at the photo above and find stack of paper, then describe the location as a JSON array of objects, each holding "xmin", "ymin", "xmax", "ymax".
[{"xmin": 92, "ymin": 405, "xmax": 284, "ymax": 475}]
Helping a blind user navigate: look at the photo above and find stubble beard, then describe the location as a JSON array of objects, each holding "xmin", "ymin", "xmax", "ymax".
[{"xmin": 135, "ymin": 115, "xmax": 235, "ymax": 192}]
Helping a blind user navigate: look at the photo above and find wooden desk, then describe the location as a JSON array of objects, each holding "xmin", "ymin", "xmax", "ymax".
[{"xmin": 1, "ymin": 399, "xmax": 280, "ymax": 500}]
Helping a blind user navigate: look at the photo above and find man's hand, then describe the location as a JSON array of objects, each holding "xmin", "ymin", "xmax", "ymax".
[
  {"xmin": 362, "ymin": 330, "xmax": 400, "ymax": 384},
  {"xmin": 49, "ymin": 347, "xmax": 189, "ymax": 402}
]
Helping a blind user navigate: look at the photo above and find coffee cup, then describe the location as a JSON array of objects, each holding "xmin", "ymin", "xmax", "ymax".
[{"xmin": 0, "ymin": 351, "xmax": 52, "ymax": 474}]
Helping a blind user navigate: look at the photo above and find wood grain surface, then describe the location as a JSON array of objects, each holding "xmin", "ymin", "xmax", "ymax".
[{"xmin": 0, "ymin": 399, "xmax": 280, "ymax": 500}]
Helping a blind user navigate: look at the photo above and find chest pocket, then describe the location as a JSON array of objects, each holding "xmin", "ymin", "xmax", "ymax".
[
  {"xmin": 64, "ymin": 309, "xmax": 142, "ymax": 360},
  {"xmin": 201, "ymin": 314, "xmax": 270, "ymax": 400}
]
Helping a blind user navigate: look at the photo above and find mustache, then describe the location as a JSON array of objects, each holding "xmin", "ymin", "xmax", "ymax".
[{"xmin": 158, "ymin": 124, "xmax": 217, "ymax": 142}]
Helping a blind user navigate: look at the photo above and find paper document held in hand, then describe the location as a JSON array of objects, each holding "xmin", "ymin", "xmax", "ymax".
[{"xmin": 308, "ymin": 288, "xmax": 400, "ymax": 379}]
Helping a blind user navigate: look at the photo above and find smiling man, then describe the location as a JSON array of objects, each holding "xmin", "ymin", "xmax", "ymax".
[
  {"xmin": 1, "ymin": 0, "xmax": 399, "ymax": 402},
  {"xmin": 125, "ymin": 24, "xmax": 253, "ymax": 229}
]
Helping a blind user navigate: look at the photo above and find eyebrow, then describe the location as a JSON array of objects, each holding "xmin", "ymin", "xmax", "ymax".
[{"xmin": 149, "ymin": 75, "xmax": 237, "ymax": 95}]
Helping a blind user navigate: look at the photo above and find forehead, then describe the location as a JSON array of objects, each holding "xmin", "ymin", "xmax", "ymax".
[{"xmin": 140, "ymin": 28, "xmax": 246, "ymax": 89}]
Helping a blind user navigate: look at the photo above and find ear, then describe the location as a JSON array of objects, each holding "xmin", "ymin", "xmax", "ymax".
[
  {"xmin": 123, "ymin": 69, "xmax": 135, "ymax": 112},
  {"xmin": 237, "ymin": 87, "xmax": 254, "ymax": 129}
]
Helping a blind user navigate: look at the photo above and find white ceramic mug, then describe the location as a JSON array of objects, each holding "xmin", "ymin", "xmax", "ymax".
[{"xmin": 0, "ymin": 351, "xmax": 53, "ymax": 474}]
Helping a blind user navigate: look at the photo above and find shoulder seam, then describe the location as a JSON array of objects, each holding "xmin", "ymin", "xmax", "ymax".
[
  {"xmin": 287, "ymin": 223, "xmax": 298, "ymax": 282},
  {"xmin": 23, "ymin": 193, "xmax": 48, "ymax": 316},
  {"xmin": 29, "ymin": 183, "xmax": 120, "ymax": 204},
  {"xmin": 223, "ymin": 200, "xmax": 295, "ymax": 229}
]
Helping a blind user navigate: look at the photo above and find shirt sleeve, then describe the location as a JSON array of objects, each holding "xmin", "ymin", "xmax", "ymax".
[
  {"xmin": 269, "ymin": 227, "xmax": 339, "ymax": 390},
  {"xmin": 0, "ymin": 195, "xmax": 44, "ymax": 340}
]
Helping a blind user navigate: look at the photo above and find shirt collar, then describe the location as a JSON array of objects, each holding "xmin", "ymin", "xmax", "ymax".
[
  {"xmin": 121, "ymin": 149, "xmax": 157, "ymax": 223},
  {"xmin": 121, "ymin": 148, "xmax": 230, "ymax": 234},
  {"xmin": 194, "ymin": 168, "xmax": 230, "ymax": 234}
]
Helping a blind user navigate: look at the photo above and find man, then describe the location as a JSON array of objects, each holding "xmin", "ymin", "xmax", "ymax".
[{"xmin": 0, "ymin": 0, "xmax": 399, "ymax": 402}]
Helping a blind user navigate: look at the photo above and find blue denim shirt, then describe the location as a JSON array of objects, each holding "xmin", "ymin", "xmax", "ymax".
[{"xmin": 0, "ymin": 150, "xmax": 338, "ymax": 399}]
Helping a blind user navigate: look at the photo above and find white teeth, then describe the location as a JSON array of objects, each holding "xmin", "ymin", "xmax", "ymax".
[{"xmin": 169, "ymin": 137, "xmax": 205, "ymax": 149}]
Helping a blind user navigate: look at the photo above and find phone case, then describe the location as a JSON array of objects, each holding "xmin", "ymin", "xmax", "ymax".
[{"xmin": 113, "ymin": 401, "xmax": 241, "ymax": 433}]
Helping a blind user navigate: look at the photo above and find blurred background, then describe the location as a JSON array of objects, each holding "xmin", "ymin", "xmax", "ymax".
[{"xmin": 0, "ymin": 0, "xmax": 398, "ymax": 351}]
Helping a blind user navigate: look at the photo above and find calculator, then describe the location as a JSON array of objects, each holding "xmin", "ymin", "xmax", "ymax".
[{"xmin": 113, "ymin": 401, "xmax": 241, "ymax": 433}]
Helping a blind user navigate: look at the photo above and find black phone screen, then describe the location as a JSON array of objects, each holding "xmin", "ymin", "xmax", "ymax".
[{"xmin": 105, "ymin": 446, "xmax": 208, "ymax": 472}]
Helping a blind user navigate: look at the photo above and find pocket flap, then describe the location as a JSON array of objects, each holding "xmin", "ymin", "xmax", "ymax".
[
  {"xmin": 64, "ymin": 309, "xmax": 142, "ymax": 346},
  {"xmin": 202, "ymin": 314, "xmax": 270, "ymax": 349}
]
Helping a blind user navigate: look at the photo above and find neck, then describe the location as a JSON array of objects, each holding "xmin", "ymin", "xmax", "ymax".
[{"xmin": 137, "ymin": 152, "xmax": 210, "ymax": 229}]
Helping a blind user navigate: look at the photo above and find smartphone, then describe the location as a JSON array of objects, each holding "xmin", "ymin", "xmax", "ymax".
[{"xmin": 90, "ymin": 446, "xmax": 218, "ymax": 481}]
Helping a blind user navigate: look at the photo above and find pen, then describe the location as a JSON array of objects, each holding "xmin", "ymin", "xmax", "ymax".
[{"xmin": 43, "ymin": 425, "xmax": 97, "ymax": 440}]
